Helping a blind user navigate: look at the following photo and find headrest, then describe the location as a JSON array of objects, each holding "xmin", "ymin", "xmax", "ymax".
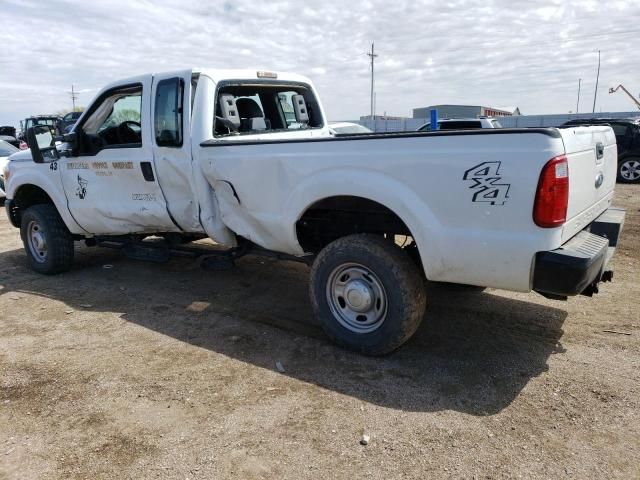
[
  {"xmin": 218, "ymin": 94, "xmax": 241, "ymax": 129},
  {"xmin": 292, "ymin": 94, "xmax": 309, "ymax": 123},
  {"xmin": 236, "ymin": 98, "xmax": 264, "ymax": 118}
]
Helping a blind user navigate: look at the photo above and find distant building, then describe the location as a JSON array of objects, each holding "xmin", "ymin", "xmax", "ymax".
[{"xmin": 412, "ymin": 104, "xmax": 520, "ymax": 119}]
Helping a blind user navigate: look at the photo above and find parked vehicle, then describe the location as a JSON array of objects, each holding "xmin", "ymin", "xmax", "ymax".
[
  {"xmin": 19, "ymin": 116, "xmax": 64, "ymax": 144},
  {"xmin": 0, "ymin": 126, "xmax": 20, "ymax": 148},
  {"xmin": 329, "ymin": 122, "xmax": 372, "ymax": 135},
  {"xmin": 0, "ymin": 139, "xmax": 19, "ymax": 203},
  {"xmin": 4, "ymin": 68, "xmax": 625, "ymax": 355},
  {"xmin": 562, "ymin": 118, "xmax": 640, "ymax": 183},
  {"xmin": 62, "ymin": 111, "xmax": 83, "ymax": 132},
  {"xmin": 417, "ymin": 117, "xmax": 502, "ymax": 131}
]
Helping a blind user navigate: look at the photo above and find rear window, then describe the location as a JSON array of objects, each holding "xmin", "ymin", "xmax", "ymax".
[
  {"xmin": 611, "ymin": 124, "xmax": 629, "ymax": 136},
  {"xmin": 214, "ymin": 82, "xmax": 323, "ymax": 136},
  {"xmin": 154, "ymin": 77, "xmax": 184, "ymax": 147}
]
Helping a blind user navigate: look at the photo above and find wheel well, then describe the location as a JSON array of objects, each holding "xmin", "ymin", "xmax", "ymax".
[
  {"xmin": 10, "ymin": 184, "xmax": 56, "ymax": 225},
  {"xmin": 296, "ymin": 195, "xmax": 422, "ymax": 267}
]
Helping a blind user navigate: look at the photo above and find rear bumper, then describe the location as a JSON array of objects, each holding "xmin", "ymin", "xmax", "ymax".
[{"xmin": 533, "ymin": 207, "xmax": 625, "ymax": 298}]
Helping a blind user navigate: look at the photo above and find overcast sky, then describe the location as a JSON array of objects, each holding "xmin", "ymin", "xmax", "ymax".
[{"xmin": 1, "ymin": 0, "xmax": 640, "ymax": 127}]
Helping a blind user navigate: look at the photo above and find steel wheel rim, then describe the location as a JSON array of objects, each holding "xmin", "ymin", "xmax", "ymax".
[
  {"xmin": 326, "ymin": 262, "xmax": 388, "ymax": 334},
  {"xmin": 27, "ymin": 220, "xmax": 47, "ymax": 263},
  {"xmin": 620, "ymin": 160, "xmax": 640, "ymax": 180}
]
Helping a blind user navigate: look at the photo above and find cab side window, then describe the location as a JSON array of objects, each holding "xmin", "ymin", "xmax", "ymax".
[
  {"xmin": 79, "ymin": 84, "xmax": 143, "ymax": 155},
  {"xmin": 154, "ymin": 78, "xmax": 184, "ymax": 147}
]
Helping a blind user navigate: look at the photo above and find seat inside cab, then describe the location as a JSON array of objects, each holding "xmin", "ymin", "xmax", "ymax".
[{"xmin": 213, "ymin": 83, "xmax": 321, "ymax": 136}]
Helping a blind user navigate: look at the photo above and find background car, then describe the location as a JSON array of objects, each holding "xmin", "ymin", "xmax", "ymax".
[
  {"xmin": 563, "ymin": 118, "xmax": 640, "ymax": 183},
  {"xmin": 0, "ymin": 139, "xmax": 19, "ymax": 204},
  {"xmin": 328, "ymin": 122, "xmax": 372, "ymax": 134},
  {"xmin": 0, "ymin": 126, "xmax": 20, "ymax": 148},
  {"xmin": 62, "ymin": 111, "xmax": 83, "ymax": 132},
  {"xmin": 417, "ymin": 117, "xmax": 502, "ymax": 131},
  {"xmin": 20, "ymin": 115, "xmax": 64, "ymax": 144}
]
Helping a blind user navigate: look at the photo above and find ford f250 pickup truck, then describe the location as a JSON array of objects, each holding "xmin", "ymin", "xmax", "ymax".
[{"xmin": 4, "ymin": 68, "xmax": 625, "ymax": 355}]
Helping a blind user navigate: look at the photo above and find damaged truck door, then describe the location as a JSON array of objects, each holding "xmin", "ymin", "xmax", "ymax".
[{"xmin": 59, "ymin": 76, "xmax": 178, "ymax": 234}]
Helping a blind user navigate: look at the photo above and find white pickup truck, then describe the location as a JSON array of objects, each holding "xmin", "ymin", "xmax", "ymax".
[{"xmin": 4, "ymin": 68, "xmax": 625, "ymax": 355}]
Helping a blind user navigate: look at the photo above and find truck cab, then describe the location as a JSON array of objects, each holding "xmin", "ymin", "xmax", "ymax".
[{"xmin": 8, "ymin": 69, "xmax": 330, "ymax": 240}]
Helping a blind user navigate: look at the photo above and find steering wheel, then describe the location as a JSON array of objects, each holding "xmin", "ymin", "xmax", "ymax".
[{"xmin": 117, "ymin": 121, "xmax": 141, "ymax": 144}]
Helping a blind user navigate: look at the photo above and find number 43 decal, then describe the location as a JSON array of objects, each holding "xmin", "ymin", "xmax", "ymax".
[{"xmin": 49, "ymin": 162, "xmax": 58, "ymax": 171}]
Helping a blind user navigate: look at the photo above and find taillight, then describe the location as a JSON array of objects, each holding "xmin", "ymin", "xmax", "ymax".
[{"xmin": 533, "ymin": 155, "xmax": 569, "ymax": 228}]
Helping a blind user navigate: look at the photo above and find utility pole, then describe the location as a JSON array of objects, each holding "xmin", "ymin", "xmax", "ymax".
[
  {"xmin": 576, "ymin": 78, "xmax": 581, "ymax": 113},
  {"xmin": 367, "ymin": 43, "xmax": 378, "ymax": 119},
  {"xmin": 69, "ymin": 84, "xmax": 78, "ymax": 111},
  {"xmin": 592, "ymin": 50, "xmax": 600, "ymax": 113}
]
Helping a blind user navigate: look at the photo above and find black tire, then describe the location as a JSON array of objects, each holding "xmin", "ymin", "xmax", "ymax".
[
  {"xmin": 20, "ymin": 204, "xmax": 74, "ymax": 274},
  {"xmin": 617, "ymin": 158, "xmax": 640, "ymax": 184},
  {"xmin": 309, "ymin": 234, "xmax": 426, "ymax": 356}
]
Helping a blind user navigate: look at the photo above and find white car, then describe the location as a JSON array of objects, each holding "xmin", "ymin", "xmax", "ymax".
[
  {"xmin": 417, "ymin": 117, "xmax": 502, "ymax": 131},
  {"xmin": 0, "ymin": 139, "xmax": 18, "ymax": 201},
  {"xmin": 4, "ymin": 68, "xmax": 625, "ymax": 354},
  {"xmin": 329, "ymin": 122, "xmax": 372, "ymax": 135}
]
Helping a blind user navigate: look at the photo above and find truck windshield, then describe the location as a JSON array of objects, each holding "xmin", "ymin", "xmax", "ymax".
[
  {"xmin": 26, "ymin": 118, "xmax": 58, "ymax": 130},
  {"xmin": 214, "ymin": 83, "xmax": 323, "ymax": 136}
]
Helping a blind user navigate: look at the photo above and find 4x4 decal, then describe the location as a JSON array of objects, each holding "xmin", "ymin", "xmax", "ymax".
[{"xmin": 463, "ymin": 161, "xmax": 510, "ymax": 205}]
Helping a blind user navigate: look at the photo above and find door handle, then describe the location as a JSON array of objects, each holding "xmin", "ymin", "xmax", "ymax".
[
  {"xmin": 596, "ymin": 142, "xmax": 604, "ymax": 160},
  {"xmin": 140, "ymin": 162, "xmax": 155, "ymax": 181}
]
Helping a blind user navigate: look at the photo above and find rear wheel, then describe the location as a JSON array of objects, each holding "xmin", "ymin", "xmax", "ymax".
[
  {"xmin": 618, "ymin": 158, "xmax": 640, "ymax": 183},
  {"xmin": 20, "ymin": 204, "xmax": 74, "ymax": 274},
  {"xmin": 309, "ymin": 234, "xmax": 426, "ymax": 355}
]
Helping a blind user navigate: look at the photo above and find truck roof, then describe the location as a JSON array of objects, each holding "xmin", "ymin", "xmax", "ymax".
[{"xmin": 99, "ymin": 68, "xmax": 315, "ymax": 93}]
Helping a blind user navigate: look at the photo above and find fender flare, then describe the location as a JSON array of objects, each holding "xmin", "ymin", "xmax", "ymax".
[{"xmin": 8, "ymin": 171, "xmax": 87, "ymax": 235}]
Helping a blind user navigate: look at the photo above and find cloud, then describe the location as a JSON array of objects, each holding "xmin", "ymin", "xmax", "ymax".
[{"xmin": 1, "ymin": 0, "xmax": 639, "ymax": 126}]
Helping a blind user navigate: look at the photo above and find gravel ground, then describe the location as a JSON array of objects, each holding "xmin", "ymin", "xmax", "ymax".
[{"xmin": 1, "ymin": 185, "xmax": 639, "ymax": 479}]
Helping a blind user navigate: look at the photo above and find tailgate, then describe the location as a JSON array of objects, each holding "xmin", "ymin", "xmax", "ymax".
[{"xmin": 559, "ymin": 126, "xmax": 618, "ymax": 242}]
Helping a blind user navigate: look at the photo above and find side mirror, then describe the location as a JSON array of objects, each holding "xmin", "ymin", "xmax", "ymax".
[
  {"xmin": 54, "ymin": 131, "xmax": 78, "ymax": 147},
  {"xmin": 26, "ymin": 125, "xmax": 59, "ymax": 164}
]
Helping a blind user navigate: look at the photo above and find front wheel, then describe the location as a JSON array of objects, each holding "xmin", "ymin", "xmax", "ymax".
[
  {"xmin": 20, "ymin": 204, "xmax": 74, "ymax": 274},
  {"xmin": 618, "ymin": 158, "xmax": 640, "ymax": 183},
  {"xmin": 309, "ymin": 234, "xmax": 426, "ymax": 355}
]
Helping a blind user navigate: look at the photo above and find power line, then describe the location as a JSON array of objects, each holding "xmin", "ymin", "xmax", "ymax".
[
  {"xmin": 68, "ymin": 84, "xmax": 78, "ymax": 111},
  {"xmin": 592, "ymin": 50, "xmax": 601, "ymax": 113},
  {"xmin": 576, "ymin": 78, "xmax": 581, "ymax": 113},
  {"xmin": 367, "ymin": 42, "xmax": 378, "ymax": 119}
]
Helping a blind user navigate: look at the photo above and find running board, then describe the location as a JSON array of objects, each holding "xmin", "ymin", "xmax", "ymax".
[{"xmin": 93, "ymin": 237, "xmax": 313, "ymax": 269}]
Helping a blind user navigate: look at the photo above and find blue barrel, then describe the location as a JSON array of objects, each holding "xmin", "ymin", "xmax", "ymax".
[{"xmin": 430, "ymin": 109, "xmax": 438, "ymax": 131}]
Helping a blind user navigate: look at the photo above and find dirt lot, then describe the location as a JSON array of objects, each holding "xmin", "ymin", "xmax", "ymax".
[{"xmin": 1, "ymin": 185, "xmax": 639, "ymax": 479}]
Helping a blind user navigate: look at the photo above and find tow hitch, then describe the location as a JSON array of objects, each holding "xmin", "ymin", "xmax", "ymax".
[{"xmin": 581, "ymin": 269, "xmax": 614, "ymax": 297}]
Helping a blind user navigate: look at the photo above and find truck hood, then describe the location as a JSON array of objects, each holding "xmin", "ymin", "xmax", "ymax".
[{"xmin": 7, "ymin": 149, "xmax": 33, "ymax": 162}]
